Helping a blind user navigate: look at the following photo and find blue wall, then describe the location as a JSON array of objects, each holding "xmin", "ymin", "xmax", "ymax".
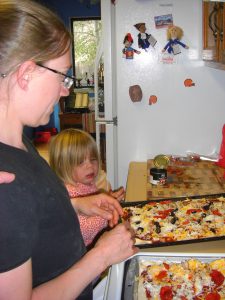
[
  {"xmin": 39, "ymin": 0, "xmax": 101, "ymax": 26},
  {"xmin": 36, "ymin": 0, "xmax": 101, "ymax": 133}
]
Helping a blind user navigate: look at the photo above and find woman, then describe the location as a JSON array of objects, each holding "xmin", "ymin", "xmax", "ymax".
[{"xmin": 0, "ymin": 1, "xmax": 138, "ymax": 299}]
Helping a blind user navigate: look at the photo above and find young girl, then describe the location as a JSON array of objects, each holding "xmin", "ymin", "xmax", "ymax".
[{"xmin": 49, "ymin": 128, "xmax": 125, "ymax": 247}]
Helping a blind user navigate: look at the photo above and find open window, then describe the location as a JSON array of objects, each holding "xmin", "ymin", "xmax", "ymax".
[{"xmin": 71, "ymin": 17, "xmax": 102, "ymax": 89}]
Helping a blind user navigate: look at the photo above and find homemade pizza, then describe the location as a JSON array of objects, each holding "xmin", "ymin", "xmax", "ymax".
[
  {"xmin": 138, "ymin": 258, "xmax": 225, "ymax": 300},
  {"xmin": 122, "ymin": 196, "xmax": 225, "ymax": 246}
]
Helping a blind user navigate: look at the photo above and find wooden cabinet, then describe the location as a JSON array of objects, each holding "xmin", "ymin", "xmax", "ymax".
[
  {"xmin": 59, "ymin": 113, "xmax": 82, "ymax": 130},
  {"xmin": 203, "ymin": 1, "xmax": 225, "ymax": 69}
]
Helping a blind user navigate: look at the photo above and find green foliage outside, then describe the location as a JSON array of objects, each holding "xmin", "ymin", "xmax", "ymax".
[{"xmin": 73, "ymin": 20, "xmax": 102, "ymax": 79}]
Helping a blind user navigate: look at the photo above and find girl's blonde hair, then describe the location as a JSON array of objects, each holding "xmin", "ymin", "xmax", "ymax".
[
  {"xmin": 0, "ymin": 0, "xmax": 71, "ymax": 75},
  {"xmin": 49, "ymin": 129, "xmax": 101, "ymax": 185}
]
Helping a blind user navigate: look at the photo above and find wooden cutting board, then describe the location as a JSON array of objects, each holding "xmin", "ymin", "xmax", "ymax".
[{"xmin": 147, "ymin": 160, "xmax": 225, "ymax": 199}]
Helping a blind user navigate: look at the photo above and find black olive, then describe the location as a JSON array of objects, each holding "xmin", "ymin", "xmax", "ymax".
[
  {"xmin": 135, "ymin": 221, "xmax": 141, "ymax": 225},
  {"xmin": 210, "ymin": 228, "xmax": 216, "ymax": 233},
  {"xmin": 202, "ymin": 202, "xmax": 212, "ymax": 210},
  {"xmin": 154, "ymin": 221, "xmax": 161, "ymax": 233},
  {"xmin": 171, "ymin": 216, "xmax": 178, "ymax": 224},
  {"xmin": 197, "ymin": 219, "xmax": 201, "ymax": 224},
  {"xmin": 201, "ymin": 213, "xmax": 207, "ymax": 218},
  {"xmin": 137, "ymin": 227, "xmax": 144, "ymax": 233}
]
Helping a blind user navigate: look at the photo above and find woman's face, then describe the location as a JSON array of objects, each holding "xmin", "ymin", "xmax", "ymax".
[
  {"xmin": 72, "ymin": 154, "xmax": 99, "ymax": 186},
  {"xmin": 21, "ymin": 50, "xmax": 71, "ymax": 127}
]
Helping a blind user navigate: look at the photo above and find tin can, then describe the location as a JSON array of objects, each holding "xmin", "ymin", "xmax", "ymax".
[
  {"xmin": 150, "ymin": 168, "xmax": 167, "ymax": 185},
  {"xmin": 153, "ymin": 154, "xmax": 170, "ymax": 169}
]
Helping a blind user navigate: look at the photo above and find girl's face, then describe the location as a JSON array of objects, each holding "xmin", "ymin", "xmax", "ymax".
[{"xmin": 72, "ymin": 154, "xmax": 99, "ymax": 185}]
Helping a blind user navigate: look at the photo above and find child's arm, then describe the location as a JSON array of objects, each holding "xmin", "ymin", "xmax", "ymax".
[{"xmin": 110, "ymin": 186, "xmax": 125, "ymax": 202}]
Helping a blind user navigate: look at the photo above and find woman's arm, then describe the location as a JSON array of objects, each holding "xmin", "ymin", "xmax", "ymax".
[
  {"xmin": 0, "ymin": 223, "xmax": 137, "ymax": 300},
  {"xmin": 71, "ymin": 192, "xmax": 123, "ymax": 227},
  {"xmin": 33, "ymin": 222, "xmax": 138, "ymax": 300}
]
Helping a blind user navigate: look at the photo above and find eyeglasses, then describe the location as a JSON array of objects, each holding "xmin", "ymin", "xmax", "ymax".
[{"xmin": 36, "ymin": 63, "xmax": 75, "ymax": 89}]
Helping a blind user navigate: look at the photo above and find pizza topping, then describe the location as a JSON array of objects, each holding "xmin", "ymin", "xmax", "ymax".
[
  {"xmin": 154, "ymin": 221, "xmax": 161, "ymax": 233},
  {"xmin": 205, "ymin": 292, "xmax": 221, "ymax": 300},
  {"xmin": 210, "ymin": 270, "xmax": 225, "ymax": 286},
  {"xmin": 123, "ymin": 196, "xmax": 225, "ymax": 245},
  {"xmin": 159, "ymin": 286, "xmax": 173, "ymax": 300},
  {"xmin": 139, "ymin": 258, "xmax": 225, "ymax": 300}
]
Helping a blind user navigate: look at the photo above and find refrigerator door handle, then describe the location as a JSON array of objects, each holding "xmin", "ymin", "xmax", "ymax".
[{"xmin": 95, "ymin": 117, "xmax": 117, "ymax": 126}]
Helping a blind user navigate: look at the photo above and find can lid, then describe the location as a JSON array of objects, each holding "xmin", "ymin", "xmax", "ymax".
[{"xmin": 153, "ymin": 154, "xmax": 170, "ymax": 168}]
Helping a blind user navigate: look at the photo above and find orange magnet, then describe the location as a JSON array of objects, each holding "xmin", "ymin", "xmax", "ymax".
[
  {"xmin": 184, "ymin": 78, "xmax": 195, "ymax": 87},
  {"xmin": 149, "ymin": 95, "xmax": 157, "ymax": 105}
]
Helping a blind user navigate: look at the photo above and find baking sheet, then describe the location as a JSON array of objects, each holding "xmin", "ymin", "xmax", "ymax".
[
  {"xmin": 122, "ymin": 193, "xmax": 225, "ymax": 248},
  {"xmin": 104, "ymin": 252, "xmax": 225, "ymax": 300}
]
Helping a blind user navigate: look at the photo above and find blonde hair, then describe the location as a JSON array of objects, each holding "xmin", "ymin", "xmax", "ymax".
[
  {"xmin": 49, "ymin": 129, "xmax": 101, "ymax": 185},
  {"xmin": 167, "ymin": 25, "xmax": 183, "ymax": 40},
  {"xmin": 0, "ymin": 0, "xmax": 71, "ymax": 75}
]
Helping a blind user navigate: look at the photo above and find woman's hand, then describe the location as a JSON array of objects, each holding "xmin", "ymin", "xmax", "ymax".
[
  {"xmin": 110, "ymin": 186, "xmax": 125, "ymax": 202},
  {"xmin": 94, "ymin": 222, "xmax": 139, "ymax": 267},
  {"xmin": 0, "ymin": 172, "xmax": 15, "ymax": 184},
  {"xmin": 71, "ymin": 193, "xmax": 123, "ymax": 227}
]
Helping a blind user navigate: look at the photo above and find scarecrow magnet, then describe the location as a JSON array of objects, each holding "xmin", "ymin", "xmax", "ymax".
[
  {"xmin": 122, "ymin": 33, "xmax": 141, "ymax": 59},
  {"xmin": 134, "ymin": 22, "xmax": 157, "ymax": 51}
]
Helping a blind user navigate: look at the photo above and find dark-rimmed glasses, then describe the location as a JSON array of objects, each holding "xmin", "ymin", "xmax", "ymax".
[{"xmin": 36, "ymin": 63, "xmax": 75, "ymax": 89}]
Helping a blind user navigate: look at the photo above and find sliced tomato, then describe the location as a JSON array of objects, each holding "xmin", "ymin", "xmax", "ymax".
[
  {"xmin": 210, "ymin": 269, "xmax": 225, "ymax": 286},
  {"xmin": 186, "ymin": 209, "xmax": 202, "ymax": 215},
  {"xmin": 182, "ymin": 220, "xmax": 190, "ymax": 225},
  {"xmin": 163, "ymin": 262, "xmax": 170, "ymax": 270},
  {"xmin": 212, "ymin": 209, "xmax": 222, "ymax": 216},
  {"xmin": 156, "ymin": 270, "xmax": 168, "ymax": 280},
  {"xmin": 160, "ymin": 200, "xmax": 172, "ymax": 205},
  {"xmin": 154, "ymin": 209, "xmax": 173, "ymax": 219},
  {"xmin": 145, "ymin": 288, "xmax": 151, "ymax": 299},
  {"xmin": 160, "ymin": 286, "xmax": 173, "ymax": 300},
  {"xmin": 205, "ymin": 292, "xmax": 221, "ymax": 300}
]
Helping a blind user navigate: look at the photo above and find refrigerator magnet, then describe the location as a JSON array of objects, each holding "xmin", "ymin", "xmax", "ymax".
[
  {"xmin": 162, "ymin": 25, "xmax": 189, "ymax": 55},
  {"xmin": 134, "ymin": 22, "xmax": 157, "ymax": 51},
  {"xmin": 149, "ymin": 95, "xmax": 157, "ymax": 105},
  {"xmin": 129, "ymin": 85, "xmax": 142, "ymax": 102},
  {"xmin": 122, "ymin": 33, "xmax": 141, "ymax": 59},
  {"xmin": 184, "ymin": 78, "xmax": 195, "ymax": 87}
]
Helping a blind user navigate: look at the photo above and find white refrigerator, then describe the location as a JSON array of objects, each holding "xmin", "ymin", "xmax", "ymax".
[{"xmin": 95, "ymin": 0, "xmax": 225, "ymax": 190}]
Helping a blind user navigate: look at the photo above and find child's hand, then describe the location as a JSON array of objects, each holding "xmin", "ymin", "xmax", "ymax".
[{"xmin": 110, "ymin": 186, "xmax": 125, "ymax": 202}]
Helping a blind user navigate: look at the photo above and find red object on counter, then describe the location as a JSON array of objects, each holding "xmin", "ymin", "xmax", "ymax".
[
  {"xmin": 216, "ymin": 124, "xmax": 225, "ymax": 168},
  {"xmin": 34, "ymin": 131, "xmax": 51, "ymax": 143}
]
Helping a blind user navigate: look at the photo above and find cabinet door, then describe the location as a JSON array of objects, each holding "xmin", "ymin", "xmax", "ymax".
[{"xmin": 203, "ymin": 1, "xmax": 224, "ymax": 64}]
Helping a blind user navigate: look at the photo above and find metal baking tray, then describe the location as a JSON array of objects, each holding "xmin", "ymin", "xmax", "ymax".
[
  {"xmin": 104, "ymin": 252, "xmax": 225, "ymax": 300},
  {"xmin": 122, "ymin": 193, "xmax": 225, "ymax": 248}
]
